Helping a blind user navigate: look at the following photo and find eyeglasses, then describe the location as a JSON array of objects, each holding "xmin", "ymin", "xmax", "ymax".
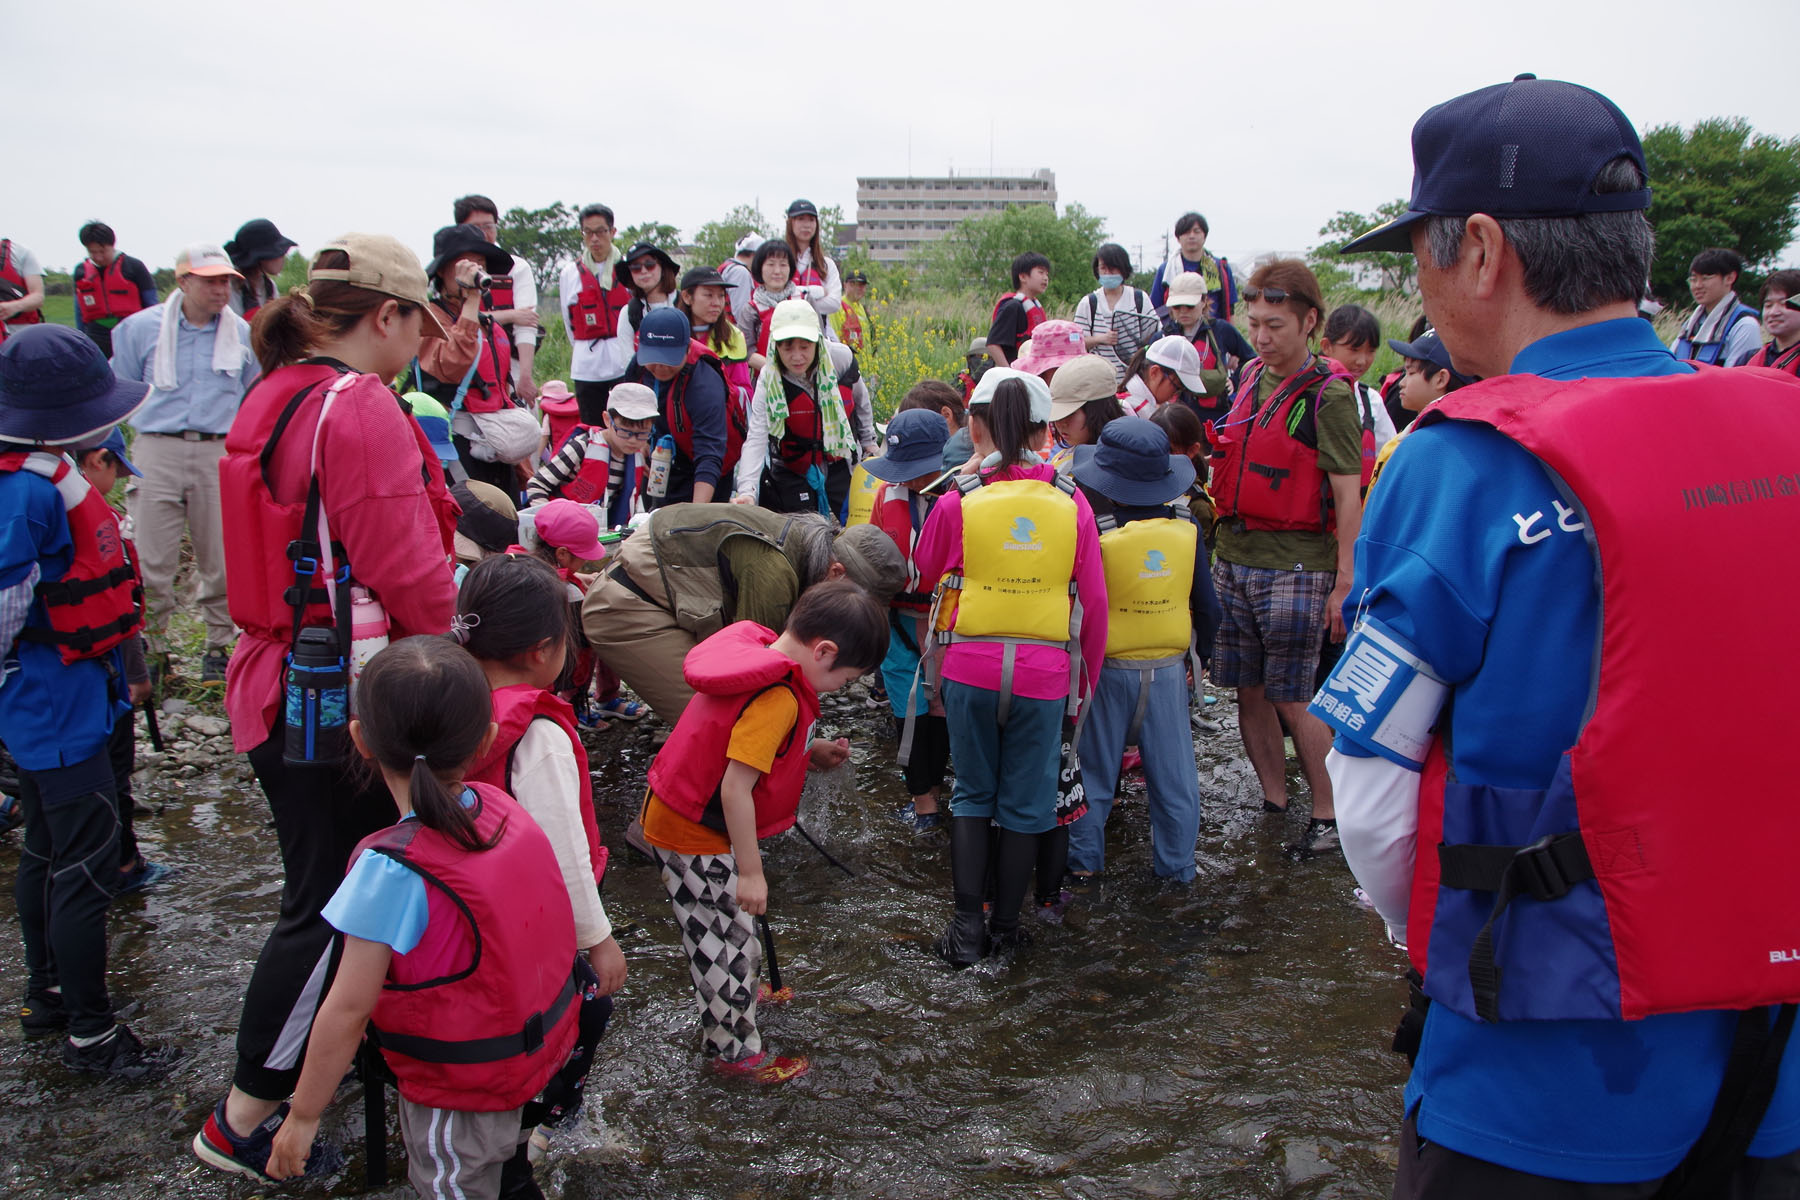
[
  {"xmin": 581, "ymin": 226, "xmax": 613, "ymax": 239},
  {"xmin": 610, "ymin": 423, "xmax": 655, "ymax": 442}
]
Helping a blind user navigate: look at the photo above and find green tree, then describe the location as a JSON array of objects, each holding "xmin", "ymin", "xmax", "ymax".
[
  {"xmin": 1309, "ymin": 200, "xmax": 1417, "ymax": 294},
  {"xmin": 920, "ymin": 203, "xmax": 1109, "ymax": 311},
  {"xmin": 616, "ymin": 222, "xmax": 682, "ymax": 253},
  {"xmin": 497, "ymin": 203, "xmax": 580, "ymax": 291},
  {"xmin": 690, "ymin": 204, "xmax": 777, "ymax": 272},
  {"xmin": 1643, "ymin": 118, "xmax": 1800, "ymax": 302},
  {"xmin": 275, "ymin": 254, "xmax": 309, "ymax": 294}
]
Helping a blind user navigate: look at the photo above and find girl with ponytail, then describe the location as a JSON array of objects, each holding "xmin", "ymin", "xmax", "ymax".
[
  {"xmin": 912, "ymin": 369, "xmax": 1108, "ymax": 968},
  {"xmin": 267, "ymin": 637, "xmax": 590, "ymax": 1197}
]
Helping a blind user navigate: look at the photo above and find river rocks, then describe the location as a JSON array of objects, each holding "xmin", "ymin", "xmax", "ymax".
[
  {"xmin": 184, "ymin": 714, "xmax": 230, "ymax": 738},
  {"xmin": 160, "ymin": 698, "xmax": 191, "ymax": 715}
]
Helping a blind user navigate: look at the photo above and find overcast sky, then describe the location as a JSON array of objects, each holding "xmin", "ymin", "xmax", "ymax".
[{"xmin": 11, "ymin": 0, "xmax": 1800, "ymax": 282}]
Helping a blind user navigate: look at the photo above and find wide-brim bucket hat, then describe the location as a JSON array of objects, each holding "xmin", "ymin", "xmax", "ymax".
[{"xmin": 0, "ymin": 326, "xmax": 151, "ymax": 445}]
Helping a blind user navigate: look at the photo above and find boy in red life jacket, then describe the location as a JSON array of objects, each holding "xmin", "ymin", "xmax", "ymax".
[
  {"xmin": 524, "ymin": 382, "xmax": 656, "ymax": 527},
  {"xmin": 68, "ymin": 428, "xmax": 171, "ymax": 894},
  {"xmin": 638, "ymin": 580, "xmax": 888, "ymax": 1084},
  {"xmin": 1749, "ymin": 272, "xmax": 1800, "ymax": 376},
  {"xmin": 986, "ymin": 252, "xmax": 1050, "ymax": 367},
  {"xmin": 862, "ymin": 408, "xmax": 952, "ymax": 833}
]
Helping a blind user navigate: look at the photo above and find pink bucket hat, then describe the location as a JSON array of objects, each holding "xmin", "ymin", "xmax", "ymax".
[
  {"xmin": 1013, "ymin": 319, "xmax": 1086, "ymax": 377},
  {"xmin": 532, "ymin": 499, "xmax": 608, "ymax": 561}
]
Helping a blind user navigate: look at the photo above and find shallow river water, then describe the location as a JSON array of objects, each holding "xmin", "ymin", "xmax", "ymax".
[{"xmin": 0, "ymin": 684, "xmax": 1413, "ymax": 1199}]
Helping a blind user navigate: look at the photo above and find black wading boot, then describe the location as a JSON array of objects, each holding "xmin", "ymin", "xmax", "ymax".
[
  {"xmin": 987, "ymin": 828, "xmax": 1040, "ymax": 953},
  {"xmin": 933, "ymin": 816, "xmax": 993, "ymax": 967}
]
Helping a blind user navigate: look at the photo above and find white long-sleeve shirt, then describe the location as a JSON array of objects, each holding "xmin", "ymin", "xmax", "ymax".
[
  {"xmin": 1326, "ymin": 747, "xmax": 1419, "ymax": 947},
  {"xmin": 511, "ymin": 719, "xmax": 612, "ymax": 949}
]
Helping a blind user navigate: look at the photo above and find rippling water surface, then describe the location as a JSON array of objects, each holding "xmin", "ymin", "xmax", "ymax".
[{"xmin": 0, "ymin": 686, "xmax": 1412, "ymax": 1198}]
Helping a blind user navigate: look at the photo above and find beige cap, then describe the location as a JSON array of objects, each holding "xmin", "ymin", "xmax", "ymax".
[
  {"xmin": 1048, "ymin": 355, "xmax": 1121, "ymax": 420},
  {"xmin": 308, "ymin": 234, "xmax": 447, "ymax": 339},
  {"xmin": 175, "ymin": 243, "xmax": 243, "ymax": 280},
  {"xmin": 769, "ymin": 297, "xmax": 822, "ymax": 345},
  {"xmin": 1166, "ymin": 271, "xmax": 1209, "ymax": 307}
]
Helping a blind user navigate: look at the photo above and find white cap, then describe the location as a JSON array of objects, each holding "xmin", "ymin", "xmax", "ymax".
[
  {"xmin": 1146, "ymin": 335, "xmax": 1206, "ymax": 394},
  {"xmin": 1166, "ymin": 271, "xmax": 1209, "ymax": 307},
  {"xmin": 735, "ymin": 234, "xmax": 766, "ymax": 256},
  {"xmin": 968, "ymin": 367, "xmax": 1052, "ymax": 423},
  {"xmin": 606, "ymin": 382, "xmax": 660, "ymax": 421}
]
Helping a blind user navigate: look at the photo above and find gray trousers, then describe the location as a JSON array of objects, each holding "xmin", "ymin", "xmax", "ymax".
[{"xmin": 125, "ymin": 434, "xmax": 233, "ymax": 653}]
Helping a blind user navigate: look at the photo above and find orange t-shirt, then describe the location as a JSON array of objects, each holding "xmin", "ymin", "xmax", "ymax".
[{"xmin": 640, "ymin": 688, "xmax": 800, "ymax": 855}]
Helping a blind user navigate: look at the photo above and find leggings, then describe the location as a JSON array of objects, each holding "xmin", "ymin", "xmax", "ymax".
[
  {"xmin": 231, "ymin": 722, "xmax": 397, "ymax": 1099},
  {"xmin": 656, "ymin": 847, "xmax": 762, "ymax": 1062}
]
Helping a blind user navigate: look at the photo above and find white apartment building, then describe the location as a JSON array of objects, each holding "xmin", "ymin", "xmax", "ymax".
[{"xmin": 855, "ymin": 169, "xmax": 1057, "ymax": 263}]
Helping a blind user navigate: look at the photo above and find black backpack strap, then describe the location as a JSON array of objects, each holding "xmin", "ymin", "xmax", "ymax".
[{"xmin": 1651, "ymin": 1004, "xmax": 1797, "ymax": 1199}]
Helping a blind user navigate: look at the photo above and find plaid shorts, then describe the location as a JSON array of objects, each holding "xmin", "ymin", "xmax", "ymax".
[{"xmin": 1210, "ymin": 559, "xmax": 1336, "ymax": 702}]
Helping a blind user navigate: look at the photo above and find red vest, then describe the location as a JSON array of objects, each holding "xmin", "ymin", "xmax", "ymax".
[
  {"xmin": 0, "ymin": 452, "xmax": 142, "ymax": 663},
  {"xmin": 872, "ymin": 483, "xmax": 933, "ymax": 612},
  {"xmin": 646, "ymin": 622, "xmax": 820, "ymax": 840},
  {"xmin": 559, "ymin": 432, "xmax": 612, "ymax": 506},
  {"xmin": 659, "ymin": 341, "xmax": 742, "ymax": 474},
  {"xmin": 991, "ymin": 293, "xmax": 1046, "ymax": 335},
  {"xmin": 484, "ymin": 269, "xmax": 515, "ymax": 311},
  {"xmin": 1324, "ymin": 358, "xmax": 1381, "ymax": 490},
  {"xmin": 838, "ymin": 304, "xmax": 864, "ymax": 351},
  {"xmin": 1751, "ymin": 340, "xmax": 1800, "ymax": 377},
  {"xmin": 74, "ymin": 258, "xmax": 147, "ymax": 325},
  {"xmin": 541, "ymin": 396, "xmax": 583, "ymax": 454},
  {"xmin": 466, "ymin": 685, "xmax": 608, "ymax": 885},
  {"xmin": 566, "ymin": 264, "xmax": 630, "ymax": 342},
  {"xmin": 0, "ymin": 241, "xmax": 42, "ymax": 333},
  {"xmin": 355, "ymin": 783, "xmax": 580, "ymax": 1111},
  {"xmin": 1408, "ymin": 366, "xmax": 1800, "ymax": 1023},
  {"xmin": 437, "ymin": 310, "xmax": 514, "ymax": 414},
  {"xmin": 1207, "ymin": 357, "xmax": 1350, "ymax": 533}
]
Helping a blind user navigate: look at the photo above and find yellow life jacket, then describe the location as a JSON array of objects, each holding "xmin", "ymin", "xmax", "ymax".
[
  {"xmin": 844, "ymin": 459, "xmax": 881, "ymax": 527},
  {"xmin": 1098, "ymin": 511, "xmax": 1196, "ymax": 660},
  {"xmin": 948, "ymin": 475, "xmax": 1078, "ymax": 644}
]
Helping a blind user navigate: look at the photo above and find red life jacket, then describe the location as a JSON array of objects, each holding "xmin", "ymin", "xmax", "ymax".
[
  {"xmin": 425, "ymin": 309, "xmax": 514, "ymax": 415},
  {"xmin": 991, "ymin": 292, "xmax": 1047, "ymax": 335},
  {"xmin": 353, "ymin": 782, "xmax": 581, "ymax": 1111},
  {"xmin": 466, "ymin": 684, "xmax": 608, "ymax": 885},
  {"xmin": 772, "ymin": 377, "xmax": 844, "ymax": 471},
  {"xmin": 658, "ymin": 341, "xmax": 743, "ymax": 475},
  {"xmin": 1751, "ymin": 340, "xmax": 1800, "ymax": 377},
  {"xmin": 484, "ymin": 265, "xmax": 515, "ymax": 311},
  {"xmin": 839, "ymin": 304, "xmax": 864, "ymax": 352},
  {"xmin": 872, "ymin": 482, "xmax": 934, "ymax": 612},
  {"xmin": 0, "ymin": 452, "xmax": 143, "ymax": 663},
  {"xmin": 221, "ymin": 365, "xmax": 460, "ymax": 643},
  {"xmin": 566, "ymin": 263, "xmax": 630, "ymax": 342},
  {"xmin": 559, "ymin": 431, "xmax": 612, "ymax": 506},
  {"xmin": 540, "ymin": 395, "xmax": 583, "ymax": 454},
  {"xmin": 0, "ymin": 241, "xmax": 42, "ymax": 335},
  {"xmin": 646, "ymin": 621, "xmax": 820, "ymax": 840},
  {"xmin": 1325, "ymin": 358, "xmax": 1381, "ymax": 491},
  {"xmin": 74, "ymin": 258, "xmax": 147, "ymax": 325},
  {"xmin": 1406, "ymin": 365, "xmax": 1800, "ymax": 1023},
  {"xmin": 1207, "ymin": 357, "xmax": 1351, "ymax": 533}
]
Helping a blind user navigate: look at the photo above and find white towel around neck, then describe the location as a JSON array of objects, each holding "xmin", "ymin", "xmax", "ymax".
[{"xmin": 151, "ymin": 296, "xmax": 245, "ymax": 391}]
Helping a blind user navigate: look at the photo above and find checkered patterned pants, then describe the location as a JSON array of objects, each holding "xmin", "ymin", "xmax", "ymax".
[{"xmin": 656, "ymin": 848, "xmax": 762, "ymax": 1062}]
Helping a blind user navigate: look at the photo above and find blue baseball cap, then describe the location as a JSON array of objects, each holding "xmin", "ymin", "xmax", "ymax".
[
  {"xmin": 636, "ymin": 308, "xmax": 692, "ymax": 368},
  {"xmin": 1388, "ymin": 331, "xmax": 1475, "ymax": 386},
  {"xmin": 71, "ymin": 426, "xmax": 142, "ymax": 476},
  {"xmin": 1343, "ymin": 75, "xmax": 1651, "ymax": 255},
  {"xmin": 863, "ymin": 409, "xmax": 949, "ymax": 484}
]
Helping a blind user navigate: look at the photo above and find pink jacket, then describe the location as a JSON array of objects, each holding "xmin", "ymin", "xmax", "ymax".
[{"xmin": 913, "ymin": 462, "xmax": 1107, "ymax": 703}]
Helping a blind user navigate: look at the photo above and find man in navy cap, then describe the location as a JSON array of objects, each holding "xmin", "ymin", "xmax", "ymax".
[
  {"xmin": 627, "ymin": 307, "xmax": 729, "ymax": 507},
  {"xmin": 1310, "ymin": 76, "xmax": 1800, "ymax": 1195},
  {"xmin": 0, "ymin": 325, "xmax": 178, "ymax": 1079}
]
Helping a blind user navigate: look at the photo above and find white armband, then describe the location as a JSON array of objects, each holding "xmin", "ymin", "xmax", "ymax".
[{"xmin": 1308, "ymin": 617, "xmax": 1447, "ymax": 769}]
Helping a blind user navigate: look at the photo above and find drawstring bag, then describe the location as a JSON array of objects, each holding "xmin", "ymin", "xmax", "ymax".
[{"xmin": 1053, "ymin": 713, "xmax": 1087, "ymax": 826}]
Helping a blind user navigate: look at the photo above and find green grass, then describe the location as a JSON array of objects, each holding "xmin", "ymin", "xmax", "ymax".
[{"xmin": 39, "ymin": 294, "xmax": 74, "ymax": 326}]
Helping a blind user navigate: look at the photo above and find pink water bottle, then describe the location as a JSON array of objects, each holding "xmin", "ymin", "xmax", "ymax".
[{"xmin": 348, "ymin": 587, "xmax": 390, "ymax": 712}]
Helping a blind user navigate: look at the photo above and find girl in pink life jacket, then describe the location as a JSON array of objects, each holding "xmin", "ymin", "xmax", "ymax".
[{"xmin": 266, "ymin": 637, "xmax": 583, "ymax": 1196}]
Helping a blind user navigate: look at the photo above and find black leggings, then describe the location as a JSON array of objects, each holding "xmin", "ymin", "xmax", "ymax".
[
  {"xmin": 231, "ymin": 722, "xmax": 396, "ymax": 1099},
  {"xmin": 453, "ymin": 434, "xmax": 518, "ymax": 495},
  {"xmin": 893, "ymin": 715, "xmax": 950, "ymax": 797},
  {"xmin": 108, "ymin": 713, "xmax": 138, "ymax": 869},
  {"xmin": 15, "ymin": 751, "xmax": 121, "ymax": 1037},
  {"xmin": 573, "ymin": 378, "xmax": 618, "ymax": 427}
]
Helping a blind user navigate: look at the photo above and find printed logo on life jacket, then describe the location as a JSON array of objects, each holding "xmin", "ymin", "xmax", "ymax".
[
  {"xmin": 1774, "ymin": 948, "xmax": 1800, "ymax": 964},
  {"xmin": 1004, "ymin": 517, "xmax": 1042, "ymax": 551},
  {"xmin": 1140, "ymin": 549, "xmax": 1170, "ymax": 579},
  {"xmin": 93, "ymin": 521, "xmax": 121, "ymax": 562}
]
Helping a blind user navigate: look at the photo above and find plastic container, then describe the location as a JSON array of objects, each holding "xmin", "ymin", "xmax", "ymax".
[
  {"xmin": 348, "ymin": 588, "xmax": 389, "ymax": 712},
  {"xmin": 283, "ymin": 626, "xmax": 348, "ymax": 767}
]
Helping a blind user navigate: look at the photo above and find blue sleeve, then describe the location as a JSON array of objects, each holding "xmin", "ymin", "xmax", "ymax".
[
  {"xmin": 0, "ymin": 478, "xmax": 69, "ymax": 590},
  {"xmin": 129, "ymin": 259, "xmax": 159, "ymax": 307},
  {"xmin": 110, "ymin": 314, "xmax": 148, "ymax": 379},
  {"xmin": 1149, "ymin": 265, "xmax": 1168, "ymax": 310},
  {"xmin": 684, "ymin": 360, "xmax": 728, "ymax": 489},
  {"xmin": 322, "ymin": 848, "xmax": 429, "ymax": 953}
]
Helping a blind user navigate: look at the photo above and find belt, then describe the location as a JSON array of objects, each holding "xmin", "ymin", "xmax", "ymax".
[{"xmin": 142, "ymin": 430, "xmax": 225, "ymax": 441}]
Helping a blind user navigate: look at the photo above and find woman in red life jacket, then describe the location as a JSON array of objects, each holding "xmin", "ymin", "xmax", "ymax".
[
  {"xmin": 198, "ymin": 235, "xmax": 460, "ymax": 1183},
  {"xmin": 614, "ymin": 242, "xmax": 679, "ymax": 352},
  {"xmin": 265, "ymin": 638, "xmax": 586, "ymax": 1195},
  {"xmin": 782, "ymin": 198, "xmax": 842, "ymax": 322},
  {"xmin": 416, "ymin": 224, "xmax": 518, "ymax": 492},
  {"xmin": 744, "ymin": 241, "xmax": 801, "ymax": 358},
  {"xmin": 1751, "ymin": 270, "xmax": 1800, "ymax": 376},
  {"xmin": 732, "ymin": 299, "xmax": 857, "ymax": 517},
  {"xmin": 677, "ymin": 265, "xmax": 756, "ymax": 401}
]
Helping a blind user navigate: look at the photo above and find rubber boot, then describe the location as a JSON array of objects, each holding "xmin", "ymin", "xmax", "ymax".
[
  {"xmin": 988, "ymin": 828, "xmax": 1040, "ymax": 952},
  {"xmin": 1035, "ymin": 825, "xmax": 1069, "ymax": 907},
  {"xmin": 498, "ymin": 1139, "xmax": 545, "ymax": 1200},
  {"xmin": 933, "ymin": 817, "xmax": 992, "ymax": 967}
]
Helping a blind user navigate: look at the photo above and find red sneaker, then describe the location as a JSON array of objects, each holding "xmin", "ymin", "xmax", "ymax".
[
  {"xmin": 757, "ymin": 982, "xmax": 794, "ymax": 1006},
  {"xmin": 711, "ymin": 1050, "xmax": 810, "ymax": 1084}
]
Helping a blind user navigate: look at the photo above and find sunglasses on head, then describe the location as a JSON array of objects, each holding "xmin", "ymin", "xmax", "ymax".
[{"xmin": 1242, "ymin": 287, "xmax": 1294, "ymax": 304}]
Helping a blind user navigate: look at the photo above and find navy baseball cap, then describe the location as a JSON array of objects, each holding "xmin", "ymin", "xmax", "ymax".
[
  {"xmin": 1389, "ymin": 331, "xmax": 1475, "ymax": 386},
  {"xmin": 863, "ymin": 409, "xmax": 949, "ymax": 484},
  {"xmin": 637, "ymin": 308, "xmax": 692, "ymax": 367},
  {"xmin": 1343, "ymin": 75, "xmax": 1651, "ymax": 255}
]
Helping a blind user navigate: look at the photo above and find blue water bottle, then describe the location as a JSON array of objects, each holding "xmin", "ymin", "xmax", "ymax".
[{"xmin": 283, "ymin": 626, "xmax": 349, "ymax": 767}]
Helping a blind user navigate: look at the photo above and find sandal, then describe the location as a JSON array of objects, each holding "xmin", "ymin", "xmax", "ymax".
[{"xmin": 595, "ymin": 696, "xmax": 648, "ymax": 722}]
